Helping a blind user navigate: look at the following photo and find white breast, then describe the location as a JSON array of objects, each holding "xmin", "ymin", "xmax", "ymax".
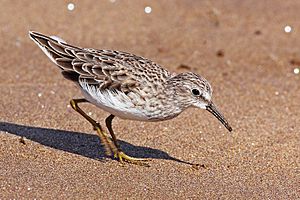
[{"xmin": 79, "ymin": 81, "xmax": 150, "ymax": 121}]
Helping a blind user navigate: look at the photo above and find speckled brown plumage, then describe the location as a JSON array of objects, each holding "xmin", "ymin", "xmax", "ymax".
[
  {"xmin": 30, "ymin": 32, "xmax": 170, "ymax": 93},
  {"xmin": 29, "ymin": 31, "xmax": 232, "ymax": 165}
]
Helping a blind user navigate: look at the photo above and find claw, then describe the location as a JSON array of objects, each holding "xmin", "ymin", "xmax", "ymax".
[{"xmin": 114, "ymin": 151, "xmax": 151, "ymax": 167}]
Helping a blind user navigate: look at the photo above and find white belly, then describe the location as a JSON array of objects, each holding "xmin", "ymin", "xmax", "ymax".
[{"xmin": 79, "ymin": 82, "xmax": 150, "ymax": 121}]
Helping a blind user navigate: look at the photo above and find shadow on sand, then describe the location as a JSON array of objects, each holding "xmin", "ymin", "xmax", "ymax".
[{"xmin": 0, "ymin": 121, "xmax": 193, "ymax": 165}]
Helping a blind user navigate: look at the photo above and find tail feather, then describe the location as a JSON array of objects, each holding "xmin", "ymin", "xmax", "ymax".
[
  {"xmin": 29, "ymin": 31, "xmax": 77, "ymax": 70},
  {"xmin": 29, "ymin": 31, "xmax": 81, "ymax": 81}
]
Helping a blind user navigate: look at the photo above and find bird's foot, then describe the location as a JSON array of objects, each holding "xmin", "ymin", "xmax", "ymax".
[{"xmin": 114, "ymin": 151, "xmax": 151, "ymax": 167}]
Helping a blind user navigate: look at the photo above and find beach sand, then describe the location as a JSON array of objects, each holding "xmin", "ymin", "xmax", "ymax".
[{"xmin": 0, "ymin": 0, "xmax": 299, "ymax": 199}]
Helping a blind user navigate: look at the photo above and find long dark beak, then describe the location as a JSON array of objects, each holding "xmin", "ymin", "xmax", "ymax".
[{"xmin": 206, "ymin": 102, "xmax": 232, "ymax": 132}]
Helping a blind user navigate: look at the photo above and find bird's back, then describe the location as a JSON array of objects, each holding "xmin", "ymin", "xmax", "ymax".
[{"xmin": 29, "ymin": 31, "xmax": 173, "ymax": 120}]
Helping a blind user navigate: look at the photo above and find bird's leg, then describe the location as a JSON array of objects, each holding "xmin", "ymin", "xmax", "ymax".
[
  {"xmin": 70, "ymin": 98, "xmax": 116, "ymax": 156},
  {"xmin": 105, "ymin": 114, "xmax": 150, "ymax": 166}
]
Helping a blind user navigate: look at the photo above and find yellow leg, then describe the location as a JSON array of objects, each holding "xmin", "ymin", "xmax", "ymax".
[
  {"xmin": 70, "ymin": 99, "xmax": 116, "ymax": 156},
  {"xmin": 105, "ymin": 114, "xmax": 151, "ymax": 166}
]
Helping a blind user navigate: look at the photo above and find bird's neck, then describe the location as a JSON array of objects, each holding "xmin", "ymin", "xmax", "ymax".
[{"xmin": 162, "ymin": 80, "xmax": 191, "ymax": 111}]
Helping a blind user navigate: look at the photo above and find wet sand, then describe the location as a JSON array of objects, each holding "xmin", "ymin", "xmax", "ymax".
[{"xmin": 0, "ymin": 0, "xmax": 299, "ymax": 199}]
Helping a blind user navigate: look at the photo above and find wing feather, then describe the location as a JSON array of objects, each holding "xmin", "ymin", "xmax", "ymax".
[{"xmin": 29, "ymin": 31, "xmax": 171, "ymax": 95}]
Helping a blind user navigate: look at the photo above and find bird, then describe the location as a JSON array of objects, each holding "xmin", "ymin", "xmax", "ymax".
[{"xmin": 29, "ymin": 31, "xmax": 232, "ymax": 166}]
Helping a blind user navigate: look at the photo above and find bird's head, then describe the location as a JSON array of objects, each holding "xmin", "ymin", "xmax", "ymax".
[{"xmin": 167, "ymin": 72, "xmax": 232, "ymax": 132}]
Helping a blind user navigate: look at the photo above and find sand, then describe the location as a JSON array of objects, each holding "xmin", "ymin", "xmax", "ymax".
[{"xmin": 0, "ymin": 0, "xmax": 299, "ymax": 199}]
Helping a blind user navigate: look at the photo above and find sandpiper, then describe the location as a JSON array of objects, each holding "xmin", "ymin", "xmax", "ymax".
[{"xmin": 29, "ymin": 31, "xmax": 232, "ymax": 166}]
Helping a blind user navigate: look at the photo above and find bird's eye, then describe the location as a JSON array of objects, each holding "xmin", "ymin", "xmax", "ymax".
[{"xmin": 192, "ymin": 89, "xmax": 200, "ymax": 96}]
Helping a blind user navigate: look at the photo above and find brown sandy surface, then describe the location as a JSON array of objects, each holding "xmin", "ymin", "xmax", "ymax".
[{"xmin": 1, "ymin": 0, "xmax": 299, "ymax": 199}]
